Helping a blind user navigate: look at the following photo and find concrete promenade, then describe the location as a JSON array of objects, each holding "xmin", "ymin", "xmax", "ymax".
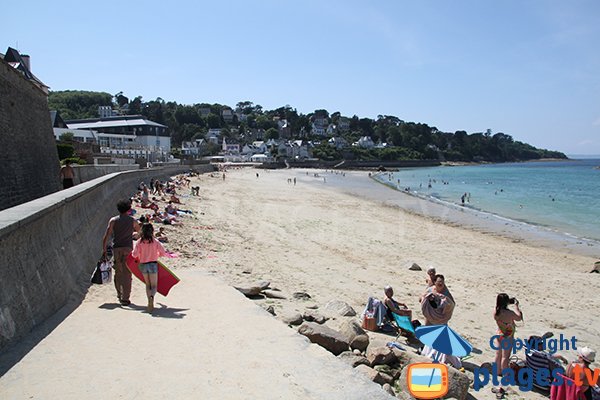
[{"xmin": 0, "ymin": 270, "xmax": 392, "ymax": 400}]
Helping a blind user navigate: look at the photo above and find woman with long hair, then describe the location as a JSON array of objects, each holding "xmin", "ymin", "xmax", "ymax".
[
  {"xmin": 493, "ymin": 293, "xmax": 523, "ymax": 399},
  {"xmin": 131, "ymin": 223, "xmax": 167, "ymax": 313}
]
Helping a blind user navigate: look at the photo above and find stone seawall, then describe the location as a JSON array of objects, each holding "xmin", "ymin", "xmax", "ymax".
[
  {"xmin": 0, "ymin": 164, "xmax": 215, "ymax": 351},
  {"xmin": 0, "ymin": 59, "xmax": 61, "ymax": 211},
  {"xmin": 72, "ymin": 164, "xmax": 140, "ymax": 184}
]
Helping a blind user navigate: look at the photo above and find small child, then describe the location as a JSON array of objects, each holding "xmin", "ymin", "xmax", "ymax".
[{"xmin": 131, "ymin": 223, "xmax": 167, "ymax": 313}]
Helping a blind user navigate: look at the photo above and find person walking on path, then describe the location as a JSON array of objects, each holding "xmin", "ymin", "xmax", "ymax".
[
  {"xmin": 59, "ymin": 160, "xmax": 76, "ymax": 189},
  {"xmin": 131, "ymin": 223, "xmax": 168, "ymax": 313},
  {"xmin": 102, "ymin": 200, "xmax": 140, "ymax": 306}
]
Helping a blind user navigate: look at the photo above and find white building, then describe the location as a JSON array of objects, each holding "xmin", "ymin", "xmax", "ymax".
[{"xmin": 65, "ymin": 115, "xmax": 170, "ymax": 161}]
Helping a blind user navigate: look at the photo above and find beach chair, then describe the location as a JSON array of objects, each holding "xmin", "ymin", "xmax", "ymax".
[{"xmin": 392, "ymin": 313, "xmax": 416, "ymax": 338}]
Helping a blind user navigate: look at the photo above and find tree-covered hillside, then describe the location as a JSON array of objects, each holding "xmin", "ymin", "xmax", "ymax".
[{"xmin": 48, "ymin": 91, "xmax": 567, "ymax": 162}]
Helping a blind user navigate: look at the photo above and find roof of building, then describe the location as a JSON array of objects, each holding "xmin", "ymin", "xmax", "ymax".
[
  {"xmin": 50, "ymin": 111, "xmax": 68, "ymax": 128},
  {"xmin": 2, "ymin": 47, "xmax": 49, "ymax": 92},
  {"xmin": 66, "ymin": 115, "xmax": 167, "ymax": 130}
]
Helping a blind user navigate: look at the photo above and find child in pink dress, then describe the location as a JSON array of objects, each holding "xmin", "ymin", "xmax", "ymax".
[{"xmin": 131, "ymin": 223, "xmax": 167, "ymax": 312}]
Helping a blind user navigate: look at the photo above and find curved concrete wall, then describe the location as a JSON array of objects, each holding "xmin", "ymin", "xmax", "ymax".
[{"xmin": 0, "ymin": 165, "xmax": 215, "ymax": 351}]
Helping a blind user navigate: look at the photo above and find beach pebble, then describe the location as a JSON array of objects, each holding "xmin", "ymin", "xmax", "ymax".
[
  {"xmin": 263, "ymin": 305, "xmax": 276, "ymax": 316},
  {"xmin": 280, "ymin": 312, "xmax": 303, "ymax": 325},
  {"xmin": 408, "ymin": 263, "xmax": 422, "ymax": 271},
  {"xmin": 366, "ymin": 346, "xmax": 396, "ymax": 367},
  {"xmin": 353, "ymin": 349, "xmax": 362, "ymax": 355},
  {"xmin": 382, "ymin": 383, "xmax": 395, "ymax": 397},
  {"xmin": 354, "ymin": 365, "xmax": 386, "ymax": 385},
  {"xmin": 263, "ymin": 290, "xmax": 287, "ymax": 299},
  {"xmin": 337, "ymin": 351, "xmax": 370, "ymax": 368},
  {"xmin": 293, "ymin": 291, "xmax": 311, "ymax": 300},
  {"xmin": 303, "ymin": 311, "xmax": 327, "ymax": 324},
  {"xmin": 234, "ymin": 286, "xmax": 263, "ymax": 297},
  {"xmin": 323, "ymin": 300, "xmax": 356, "ymax": 317}
]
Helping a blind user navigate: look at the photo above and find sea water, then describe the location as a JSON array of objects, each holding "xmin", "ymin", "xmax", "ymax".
[{"xmin": 374, "ymin": 159, "xmax": 600, "ymax": 242}]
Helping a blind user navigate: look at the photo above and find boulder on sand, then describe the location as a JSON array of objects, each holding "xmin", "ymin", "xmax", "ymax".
[{"xmin": 297, "ymin": 322, "xmax": 349, "ymax": 356}]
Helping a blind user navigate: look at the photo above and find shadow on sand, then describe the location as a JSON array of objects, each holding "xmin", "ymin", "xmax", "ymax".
[{"xmin": 99, "ymin": 302, "xmax": 188, "ymax": 319}]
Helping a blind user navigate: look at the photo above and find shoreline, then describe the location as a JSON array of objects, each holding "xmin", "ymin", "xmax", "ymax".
[{"xmin": 297, "ymin": 168, "xmax": 599, "ymax": 259}]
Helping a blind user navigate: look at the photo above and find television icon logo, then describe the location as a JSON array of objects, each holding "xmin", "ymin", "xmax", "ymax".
[{"xmin": 406, "ymin": 363, "xmax": 449, "ymax": 399}]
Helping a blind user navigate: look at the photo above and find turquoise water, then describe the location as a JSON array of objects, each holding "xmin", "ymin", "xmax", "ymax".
[{"xmin": 375, "ymin": 159, "xmax": 600, "ymax": 242}]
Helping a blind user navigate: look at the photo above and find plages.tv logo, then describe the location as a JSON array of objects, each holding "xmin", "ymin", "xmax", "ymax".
[
  {"xmin": 473, "ymin": 334, "xmax": 600, "ymax": 391},
  {"xmin": 407, "ymin": 363, "xmax": 449, "ymax": 399}
]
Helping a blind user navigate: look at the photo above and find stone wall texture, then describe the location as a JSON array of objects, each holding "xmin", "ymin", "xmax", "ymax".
[
  {"xmin": 0, "ymin": 164, "xmax": 215, "ymax": 351},
  {"xmin": 0, "ymin": 59, "xmax": 61, "ymax": 211}
]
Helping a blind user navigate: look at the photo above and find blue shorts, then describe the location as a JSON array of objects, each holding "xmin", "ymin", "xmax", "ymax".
[{"xmin": 139, "ymin": 262, "xmax": 158, "ymax": 274}]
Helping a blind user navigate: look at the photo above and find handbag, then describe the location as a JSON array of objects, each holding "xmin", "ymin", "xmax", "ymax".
[
  {"xmin": 91, "ymin": 260, "xmax": 113, "ymax": 284},
  {"xmin": 362, "ymin": 313, "xmax": 377, "ymax": 331}
]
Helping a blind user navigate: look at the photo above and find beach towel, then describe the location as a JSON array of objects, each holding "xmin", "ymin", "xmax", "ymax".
[
  {"xmin": 362, "ymin": 297, "xmax": 387, "ymax": 327},
  {"xmin": 550, "ymin": 374, "xmax": 586, "ymax": 400},
  {"xmin": 421, "ymin": 291, "xmax": 455, "ymax": 325}
]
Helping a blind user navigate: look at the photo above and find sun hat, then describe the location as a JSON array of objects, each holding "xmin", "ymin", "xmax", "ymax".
[
  {"xmin": 578, "ymin": 347, "xmax": 596, "ymax": 363},
  {"xmin": 427, "ymin": 266, "xmax": 436, "ymax": 273}
]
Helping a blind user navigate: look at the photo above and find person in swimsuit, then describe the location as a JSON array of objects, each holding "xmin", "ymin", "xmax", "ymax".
[
  {"xmin": 59, "ymin": 160, "xmax": 75, "ymax": 189},
  {"xmin": 493, "ymin": 293, "xmax": 523, "ymax": 398},
  {"xmin": 383, "ymin": 285, "xmax": 412, "ymax": 321}
]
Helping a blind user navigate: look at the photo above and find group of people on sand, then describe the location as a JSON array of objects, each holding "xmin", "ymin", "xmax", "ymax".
[
  {"xmin": 366, "ymin": 266, "xmax": 597, "ymax": 399},
  {"xmin": 101, "ymin": 172, "xmax": 198, "ymax": 313}
]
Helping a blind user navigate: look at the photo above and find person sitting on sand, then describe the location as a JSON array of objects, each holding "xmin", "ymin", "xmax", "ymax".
[
  {"xmin": 170, "ymin": 193, "xmax": 181, "ymax": 204},
  {"xmin": 155, "ymin": 227, "xmax": 169, "ymax": 243},
  {"xmin": 383, "ymin": 285, "xmax": 412, "ymax": 321},
  {"xmin": 166, "ymin": 202, "xmax": 178, "ymax": 216},
  {"xmin": 420, "ymin": 274, "xmax": 455, "ymax": 326},
  {"xmin": 425, "ymin": 266, "xmax": 436, "ymax": 287},
  {"xmin": 566, "ymin": 347, "xmax": 596, "ymax": 400}
]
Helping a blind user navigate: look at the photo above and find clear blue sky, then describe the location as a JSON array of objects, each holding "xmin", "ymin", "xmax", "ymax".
[{"xmin": 3, "ymin": 0, "xmax": 600, "ymax": 155}]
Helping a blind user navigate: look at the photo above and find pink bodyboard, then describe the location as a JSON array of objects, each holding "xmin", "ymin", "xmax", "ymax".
[{"xmin": 126, "ymin": 253, "xmax": 180, "ymax": 296}]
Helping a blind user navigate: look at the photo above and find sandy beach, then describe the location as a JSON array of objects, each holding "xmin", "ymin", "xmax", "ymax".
[{"xmin": 163, "ymin": 167, "xmax": 599, "ymax": 398}]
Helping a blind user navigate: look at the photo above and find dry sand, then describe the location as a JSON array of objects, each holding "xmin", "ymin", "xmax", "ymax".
[
  {"xmin": 2, "ymin": 166, "xmax": 598, "ymax": 400},
  {"xmin": 165, "ymin": 167, "xmax": 599, "ymax": 399}
]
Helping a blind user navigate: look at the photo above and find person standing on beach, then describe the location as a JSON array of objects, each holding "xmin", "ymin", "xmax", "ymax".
[
  {"xmin": 102, "ymin": 200, "xmax": 141, "ymax": 306},
  {"xmin": 131, "ymin": 223, "xmax": 167, "ymax": 313},
  {"xmin": 492, "ymin": 293, "xmax": 522, "ymax": 399},
  {"xmin": 59, "ymin": 160, "xmax": 75, "ymax": 189}
]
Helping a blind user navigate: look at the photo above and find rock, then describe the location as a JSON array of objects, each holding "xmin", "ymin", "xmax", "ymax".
[
  {"xmin": 367, "ymin": 346, "xmax": 396, "ymax": 366},
  {"xmin": 592, "ymin": 261, "xmax": 600, "ymax": 273},
  {"xmin": 306, "ymin": 304, "xmax": 319, "ymax": 309},
  {"xmin": 338, "ymin": 351, "xmax": 370, "ymax": 368},
  {"xmin": 396, "ymin": 351, "xmax": 472, "ymax": 400},
  {"xmin": 408, "ymin": 263, "xmax": 422, "ymax": 271},
  {"xmin": 355, "ymin": 364, "xmax": 387, "ymax": 385},
  {"xmin": 353, "ymin": 349, "xmax": 362, "ymax": 355},
  {"xmin": 263, "ymin": 290, "xmax": 287, "ymax": 299},
  {"xmin": 323, "ymin": 300, "xmax": 356, "ymax": 317},
  {"xmin": 234, "ymin": 286, "xmax": 263, "ymax": 297},
  {"xmin": 242, "ymin": 269, "xmax": 252, "ymax": 274},
  {"xmin": 297, "ymin": 322, "xmax": 349, "ymax": 356},
  {"xmin": 280, "ymin": 312, "xmax": 303, "ymax": 325},
  {"xmin": 339, "ymin": 320, "xmax": 370, "ymax": 352},
  {"xmin": 303, "ymin": 311, "xmax": 327, "ymax": 324},
  {"xmin": 382, "ymin": 383, "xmax": 395, "ymax": 397},
  {"xmin": 293, "ymin": 292, "xmax": 311, "ymax": 300},
  {"xmin": 263, "ymin": 305, "xmax": 276, "ymax": 316},
  {"xmin": 373, "ymin": 369, "xmax": 394, "ymax": 385},
  {"xmin": 257, "ymin": 281, "xmax": 271, "ymax": 290}
]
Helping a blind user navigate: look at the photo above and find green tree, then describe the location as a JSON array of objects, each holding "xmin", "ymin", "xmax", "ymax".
[
  {"xmin": 58, "ymin": 132, "xmax": 74, "ymax": 142},
  {"xmin": 265, "ymin": 128, "xmax": 279, "ymax": 140}
]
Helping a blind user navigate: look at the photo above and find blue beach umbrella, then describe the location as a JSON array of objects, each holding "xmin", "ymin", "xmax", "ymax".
[
  {"xmin": 415, "ymin": 324, "xmax": 473, "ymax": 358},
  {"xmin": 415, "ymin": 324, "xmax": 473, "ymax": 386}
]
